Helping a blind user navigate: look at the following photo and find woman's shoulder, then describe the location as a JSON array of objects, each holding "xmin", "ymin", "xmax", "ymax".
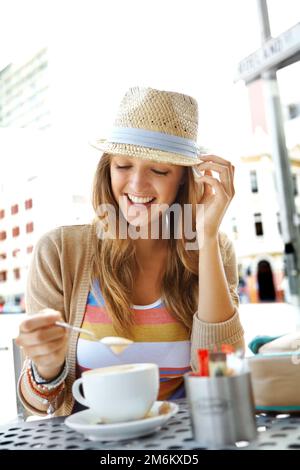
[{"xmin": 35, "ymin": 224, "xmax": 94, "ymax": 252}]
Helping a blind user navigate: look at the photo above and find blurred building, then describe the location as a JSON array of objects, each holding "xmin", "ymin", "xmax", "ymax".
[
  {"xmin": 0, "ymin": 48, "xmax": 50, "ymax": 130},
  {"xmin": 225, "ymin": 146, "xmax": 300, "ymax": 303},
  {"xmin": 0, "ymin": 174, "xmax": 92, "ymax": 308},
  {"xmin": 221, "ymin": 72, "xmax": 300, "ymax": 304},
  {"xmin": 222, "ymin": 118, "xmax": 300, "ymax": 304},
  {"xmin": 0, "ymin": 48, "xmax": 94, "ymax": 309}
]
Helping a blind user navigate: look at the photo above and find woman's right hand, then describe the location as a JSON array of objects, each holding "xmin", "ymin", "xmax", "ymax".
[{"xmin": 16, "ymin": 309, "xmax": 68, "ymax": 381}]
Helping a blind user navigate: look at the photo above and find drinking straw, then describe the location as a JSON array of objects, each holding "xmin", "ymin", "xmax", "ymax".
[{"xmin": 197, "ymin": 349, "xmax": 209, "ymax": 376}]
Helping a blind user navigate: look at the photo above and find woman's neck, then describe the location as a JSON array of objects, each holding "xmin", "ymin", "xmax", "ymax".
[{"xmin": 134, "ymin": 237, "xmax": 168, "ymax": 270}]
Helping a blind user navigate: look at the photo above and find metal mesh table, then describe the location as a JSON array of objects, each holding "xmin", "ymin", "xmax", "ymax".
[{"xmin": 1, "ymin": 399, "xmax": 300, "ymax": 450}]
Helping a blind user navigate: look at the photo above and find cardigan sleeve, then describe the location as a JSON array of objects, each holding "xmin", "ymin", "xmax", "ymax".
[
  {"xmin": 190, "ymin": 232, "xmax": 245, "ymax": 372},
  {"xmin": 25, "ymin": 228, "xmax": 65, "ymax": 319},
  {"xmin": 18, "ymin": 228, "xmax": 66, "ymax": 416}
]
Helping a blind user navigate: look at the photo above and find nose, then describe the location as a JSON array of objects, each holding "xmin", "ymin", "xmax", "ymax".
[{"xmin": 128, "ymin": 168, "xmax": 151, "ymax": 193}]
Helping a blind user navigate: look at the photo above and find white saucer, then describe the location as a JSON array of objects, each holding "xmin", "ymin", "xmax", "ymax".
[{"xmin": 64, "ymin": 401, "xmax": 179, "ymax": 441}]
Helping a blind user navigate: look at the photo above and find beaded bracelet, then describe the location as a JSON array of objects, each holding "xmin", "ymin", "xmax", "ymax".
[
  {"xmin": 27, "ymin": 366, "xmax": 64, "ymax": 398},
  {"xmin": 30, "ymin": 360, "xmax": 69, "ymax": 390},
  {"xmin": 22, "ymin": 368, "xmax": 65, "ymax": 415},
  {"xmin": 22, "ymin": 371, "xmax": 49, "ymax": 407},
  {"xmin": 23, "ymin": 362, "xmax": 66, "ymax": 415}
]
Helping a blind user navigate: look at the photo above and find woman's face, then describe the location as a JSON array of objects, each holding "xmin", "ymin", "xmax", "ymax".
[{"xmin": 110, "ymin": 154, "xmax": 185, "ymax": 227}]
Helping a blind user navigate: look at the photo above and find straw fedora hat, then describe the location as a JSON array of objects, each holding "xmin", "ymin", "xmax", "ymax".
[{"xmin": 90, "ymin": 86, "xmax": 206, "ymax": 166}]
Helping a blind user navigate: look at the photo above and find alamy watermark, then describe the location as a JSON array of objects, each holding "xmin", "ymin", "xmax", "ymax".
[{"xmin": 95, "ymin": 201, "xmax": 205, "ymax": 250}]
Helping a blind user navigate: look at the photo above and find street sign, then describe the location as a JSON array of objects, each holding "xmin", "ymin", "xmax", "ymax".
[{"xmin": 236, "ymin": 22, "xmax": 300, "ymax": 83}]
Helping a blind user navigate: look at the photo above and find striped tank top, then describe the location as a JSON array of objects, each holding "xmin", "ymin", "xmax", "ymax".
[{"xmin": 76, "ymin": 281, "xmax": 191, "ymax": 400}]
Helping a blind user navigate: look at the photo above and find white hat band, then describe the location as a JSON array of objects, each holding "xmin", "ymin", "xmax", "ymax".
[{"xmin": 107, "ymin": 127, "xmax": 201, "ymax": 159}]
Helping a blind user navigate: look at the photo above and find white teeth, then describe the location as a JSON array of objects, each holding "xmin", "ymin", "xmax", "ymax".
[{"xmin": 127, "ymin": 194, "xmax": 155, "ymax": 204}]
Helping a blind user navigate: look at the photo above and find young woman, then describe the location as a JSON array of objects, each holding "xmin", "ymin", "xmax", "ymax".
[{"xmin": 16, "ymin": 86, "xmax": 244, "ymax": 417}]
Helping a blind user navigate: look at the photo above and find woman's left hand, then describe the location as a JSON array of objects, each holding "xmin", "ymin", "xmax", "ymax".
[{"xmin": 193, "ymin": 154, "xmax": 235, "ymax": 241}]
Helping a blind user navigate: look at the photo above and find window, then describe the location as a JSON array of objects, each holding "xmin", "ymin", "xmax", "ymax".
[
  {"xmin": 250, "ymin": 170, "xmax": 258, "ymax": 193},
  {"xmin": 254, "ymin": 213, "xmax": 264, "ymax": 236},
  {"xmin": 0, "ymin": 271, "xmax": 7, "ymax": 282},
  {"xmin": 0, "ymin": 209, "xmax": 4, "ymax": 219},
  {"xmin": 0, "ymin": 253, "xmax": 7, "ymax": 260},
  {"xmin": 11, "ymin": 204, "xmax": 19, "ymax": 215},
  {"xmin": 12, "ymin": 249, "xmax": 21, "ymax": 257},
  {"xmin": 26, "ymin": 246, "xmax": 33, "ymax": 254},
  {"xmin": 13, "ymin": 268, "xmax": 20, "ymax": 280},
  {"xmin": 277, "ymin": 212, "xmax": 282, "ymax": 235},
  {"xmin": 288, "ymin": 103, "xmax": 300, "ymax": 120},
  {"xmin": 232, "ymin": 217, "xmax": 238, "ymax": 239},
  {"xmin": 292, "ymin": 174, "xmax": 298, "ymax": 196},
  {"xmin": 26, "ymin": 222, "xmax": 34, "ymax": 233},
  {"xmin": 0, "ymin": 231, "xmax": 7, "ymax": 241},
  {"xmin": 25, "ymin": 198, "xmax": 33, "ymax": 210},
  {"xmin": 12, "ymin": 227, "xmax": 20, "ymax": 237}
]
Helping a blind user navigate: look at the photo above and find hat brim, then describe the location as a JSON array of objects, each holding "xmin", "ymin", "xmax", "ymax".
[{"xmin": 89, "ymin": 139, "xmax": 205, "ymax": 167}]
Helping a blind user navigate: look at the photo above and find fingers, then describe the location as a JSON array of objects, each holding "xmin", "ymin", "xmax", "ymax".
[
  {"xmin": 196, "ymin": 175, "xmax": 230, "ymax": 203},
  {"xmin": 200, "ymin": 154, "xmax": 235, "ymax": 183},
  {"xmin": 193, "ymin": 155, "xmax": 235, "ymax": 197},
  {"xmin": 16, "ymin": 309, "xmax": 66, "ymax": 351},
  {"xmin": 196, "ymin": 162, "xmax": 233, "ymax": 196},
  {"xmin": 17, "ymin": 325, "xmax": 67, "ymax": 348},
  {"xmin": 200, "ymin": 154, "xmax": 234, "ymax": 167},
  {"xmin": 19, "ymin": 310, "xmax": 62, "ymax": 334},
  {"xmin": 25, "ymin": 336, "xmax": 68, "ymax": 360},
  {"xmin": 16, "ymin": 309, "xmax": 68, "ymax": 378}
]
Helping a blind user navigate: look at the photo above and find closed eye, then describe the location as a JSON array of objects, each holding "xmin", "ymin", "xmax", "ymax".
[
  {"xmin": 115, "ymin": 165, "xmax": 169, "ymax": 176},
  {"xmin": 152, "ymin": 169, "xmax": 169, "ymax": 175}
]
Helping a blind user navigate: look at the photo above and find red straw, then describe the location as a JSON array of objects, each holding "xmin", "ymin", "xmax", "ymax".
[{"xmin": 197, "ymin": 349, "xmax": 209, "ymax": 376}]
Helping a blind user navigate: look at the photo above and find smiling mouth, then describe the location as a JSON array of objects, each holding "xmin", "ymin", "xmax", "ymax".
[{"xmin": 125, "ymin": 194, "xmax": 156, "ymax": 206}]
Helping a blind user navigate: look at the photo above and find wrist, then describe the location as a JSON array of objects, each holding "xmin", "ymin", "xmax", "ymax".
[
  {"xmin": 35, "ymin": 364, "xmax": 64, "ymax": 381},
  {"xmin": 31, "ymin": 359, "xmax": 69, "ymax": 392},
  {"xmin": 199, "ymin": 234, "xmax": 218, "ymax": 249},
  {"xmin": 204, "ymin": 233, "xmax": 218, "ymax": 242}
]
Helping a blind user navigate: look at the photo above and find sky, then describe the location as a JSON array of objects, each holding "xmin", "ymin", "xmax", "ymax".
[{"xmin": 0, "ymin": 0, "xmax": 299, "ymax": 186}]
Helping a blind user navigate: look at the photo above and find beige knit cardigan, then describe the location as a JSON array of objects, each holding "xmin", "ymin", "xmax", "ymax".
[{"xmin": 19, "ymin": 224, "xmax": 244, "ymax": 416}]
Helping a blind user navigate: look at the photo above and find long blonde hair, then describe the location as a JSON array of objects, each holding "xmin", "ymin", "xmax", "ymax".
[{"xmin": 90, "ymin": 153, "xmax": 203, "ymax": 339}]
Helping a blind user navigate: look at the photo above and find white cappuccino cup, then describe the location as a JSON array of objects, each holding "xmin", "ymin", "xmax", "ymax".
[{"xmin": 72, "ymin": 363, "xmax": 159, "ymax": 423}]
